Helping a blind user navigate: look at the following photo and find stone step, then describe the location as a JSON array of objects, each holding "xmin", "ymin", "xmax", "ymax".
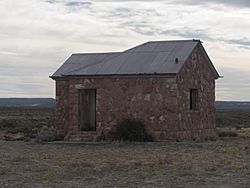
[
  {"xmin": 68, "ymin": 134, "xmax": 97, "ymax": 141},
  {"xmin": 69, "ymin": 137, "xmax": 95, "ymax": 142}
]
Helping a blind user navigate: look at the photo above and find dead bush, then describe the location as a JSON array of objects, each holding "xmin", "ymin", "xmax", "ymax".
[
  {"xmin": 217, "ymin": 129, "xmax": 238, "ymax": 137},
  {"xmin": 194, "ymin": 134, "xmax": 218, "ymax": 142},
  {"xmin": 105, "ymin": 118, "xmax": 153, "ymax": 142},
  {"xmin": 35, "ymin": 126, "xmax": 64, "ymax": 143}
]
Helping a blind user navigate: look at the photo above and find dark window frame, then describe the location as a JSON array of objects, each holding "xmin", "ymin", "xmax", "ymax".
[
  {"xmin": 78, "ymin": 89, "xmax": 96, "ymax": 131},
  {"xmin": 190, "ymin": 89, "xmax": 198, "ymax": 111}
]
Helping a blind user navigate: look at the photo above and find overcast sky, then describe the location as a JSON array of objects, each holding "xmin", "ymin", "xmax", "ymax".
[{"xmin": 0, "ymin": 0, "xmax": 250, "ymax": 101}]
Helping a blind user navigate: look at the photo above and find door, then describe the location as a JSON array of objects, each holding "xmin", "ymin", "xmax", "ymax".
[{"xmin": 79, "ymin": 89, "xmax": 96, "ymax": 131}]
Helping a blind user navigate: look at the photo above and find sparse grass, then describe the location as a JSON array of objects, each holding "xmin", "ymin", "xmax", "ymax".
[
  {"xmin": 0, "ymin": 138, "xmax": 249, "ymax": 187},
  {"xmin": 238, "ymin": 128, "xmax": 250, "ymax": 138},
  {"xmin": 217, "ymin": 128, "xmax": 238, "ymax": 137},
  {"xmin": 0, "ymin": 106, "xmax": 54, "ymax": 139},
  {"xmin": 216, "ymin": 109, "xmax": 250, "ymax": 128},
  {"xmin": 11, "ymin": 155, "xmax": 30, "ymax": 163},
  {"xmin": 216, "ymin": 127, "xmax": 250, "ymax": 139},
  {"xmin": 0, "ymin": 166, "xmax": 10, "ymax": 176},
  {"xmin": 0, "ymin": 107, "xmax": 250, "ymax": 187}
]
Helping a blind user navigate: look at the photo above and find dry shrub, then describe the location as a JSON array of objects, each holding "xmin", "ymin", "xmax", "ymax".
[
  {"xmin": 237, "ymin": 128, "xmax": 250, "ymax": 138},
  {"xmin": 194, "ymin": 133, "xmax": 218, "ymax": 142},
  {"xmin": 105, "ymin": 118, "xmax": 153, "ymax": 142},
  {"xmin": 3, "ymin": 133, "xmax": 25, "ymax": 141},
  {"xmin": 35, "ymin": 126, "xmax": 64, "ymax": 143},
  {"xmin": 217, "ymin": 128, "xmax": 238, "ymax": 137}
]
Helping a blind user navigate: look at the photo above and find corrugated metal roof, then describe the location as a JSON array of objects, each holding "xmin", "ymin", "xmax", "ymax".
[
  {"xmin": 51, "ymin": 40, "xmax": 220, "ymax": 79},
  {"xmin": 52, "ymin": 53, "xmax": 121, "ymax": 77}
]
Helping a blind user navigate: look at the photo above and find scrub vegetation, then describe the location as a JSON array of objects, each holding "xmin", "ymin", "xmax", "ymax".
[{"xmin": 0, "ymin": 107, "xmax": 250, "ymax": 187}]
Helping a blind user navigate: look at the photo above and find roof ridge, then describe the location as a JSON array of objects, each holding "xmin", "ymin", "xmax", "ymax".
[
  {"xmin": 123, "ymin": 41, "xmax": 149, "ymax": 53},
  {"xmin": 123, "ymin": 39, "xmax": 200, "ymax": 53},
  {"xmin": 147, "ymin": 39, "xmax": 201, "ymax": 43},
  {"xmin": 72, "ymin": 52, "xmax": 121, "ymax": 55}
]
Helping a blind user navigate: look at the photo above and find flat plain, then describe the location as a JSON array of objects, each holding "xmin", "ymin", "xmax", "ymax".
[{"xmin": 0, "ymin": 107, "xmax": 250, "ymax": 188}]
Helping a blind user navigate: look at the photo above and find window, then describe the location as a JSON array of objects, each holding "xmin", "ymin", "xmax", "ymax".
[
  {"xmin": 79, "ymin": 89, "xmax": 96, "ymax": 131},
  {"xmin": 190, "ymin": 89, "xmax": 198, "ymax": 110}
]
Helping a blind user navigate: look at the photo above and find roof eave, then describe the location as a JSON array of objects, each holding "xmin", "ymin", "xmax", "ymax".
[
  {"xmin": 49, "ymin": 75, "xmax": 65, "ymax": 80},
  {"xmin": 50, "ymin": 73, "xmax": 177, "ymax": 80},
  {"xmin": 199, "ymin": 43, "xmax": 221, "ymax": 79}
]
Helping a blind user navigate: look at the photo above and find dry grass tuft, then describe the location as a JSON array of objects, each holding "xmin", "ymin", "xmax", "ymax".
[
  {"xmin": 0, "ymin": 166, "xmax": 10, "ymax": 176},
  {"xmin": 237, "ymin": 128, "xmax": 250, "ymax": 138},
  {"xmin": 217, "ymin": 128, "xmax": 238, "ymax": 137}
]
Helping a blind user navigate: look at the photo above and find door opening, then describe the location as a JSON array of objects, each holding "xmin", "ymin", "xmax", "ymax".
[{"xmin": 79, "ymin": 89, "xmax": 96, "ymax": 131}]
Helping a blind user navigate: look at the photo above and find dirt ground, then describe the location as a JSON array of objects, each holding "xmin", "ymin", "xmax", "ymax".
[{"xmin": 0, "ymin": 136, "xmax": 250, "ymax": 188}]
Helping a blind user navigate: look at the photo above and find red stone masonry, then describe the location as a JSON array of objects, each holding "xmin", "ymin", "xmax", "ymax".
[{"xmin": 54, "ymin": 44, "xmax": 216, "ymax": 141}]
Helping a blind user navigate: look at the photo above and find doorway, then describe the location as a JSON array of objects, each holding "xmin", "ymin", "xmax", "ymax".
[{"xmin": 79, "ymin": 89, "xmax": 96, "ymax": 131}]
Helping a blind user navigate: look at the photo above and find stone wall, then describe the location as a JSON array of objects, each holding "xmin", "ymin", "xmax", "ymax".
[
  {"xmin": 55, "ymin": 80, "xmax": 69, "ymax": 136},
  {"xmin": 55, "ymin": 76, "xmax": 179, "ymax": 141},
  {"xmin": 54, "ymin": 45, "xmax": 216, "ymax": 141},
  {"xmin": 176, "ymin": 44, "xmax": 216, "ymax": 140}
]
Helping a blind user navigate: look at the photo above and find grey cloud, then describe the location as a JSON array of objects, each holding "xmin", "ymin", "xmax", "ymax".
[
  {"xmin": 46, "ymin": 0, "xmax": 57, "ymax": 3},
  {"xmin": 0, "ymin": 75, "xmax": 53, "ymax": 98},
  {"xmin": 161, "ymin": 30, "xmax": 250, "ymax": 49},
  {"xmin": 92, "ymin": 0, "xmax": 158, "ymax": 1},
  {"xmin": 224, "ymin": 39, "xmax": 250, "ymax": 48},
  {"xmin": 173, "ymin": 0, "xmax": 250, "ymax": 8},
  {"xmin": 45, "ymin": 0, "xmax": 92, "ymax": 8},
  {"xmin": 104, "ymin": 7, "xmax": 134, "ymax": 19},
  {"xmin": 65, "ymin": 1, "xmax": 92, "ymax": 7},
  {"xmin": 93, "ymin": 0, "xmax": 250, "ymax": 8},
  {"xmin": 15, "ymin": 83, "xmax": 45, "ymax": 91},
  {"xmin": 106, "ymin": 7, "xmax": 161, "ymax": 19},
  {"xmin": 104, "ymin": 7, "xmax": 162, "ymax": 36},
  {"xmin": 109, "ymin": 8, "xmax": 133, "ymax": 17},
  {"xmin": 1, "ymin": 0, "xmax": 249, "ymax": 99},
  {"xmin": 239, "ymin": 46, "xmax": 250, "ymax": 50},
  {"xmin": 216, "ymin": 67, "xmax": 250, "ymax": 100},
  {"xmin": 161, "ymin": 30, "xmax": 214, "ymax": 41},
  {"xmin": 0, "ymin": 83, "xmax": 52, "ymax": 97},
  {"xmin": 0, "ymin": 51, "xmax": 27, "ymax": 56},
  {"xmin": 120, "ymin": 21, "xmax": 157, "ymax": 36},
  {"xmin": 45, "ymin": 0, "xmax": 250, "ymax": 49},
  {"xmin": 218, "ymin": 68, "xmax": 250, "ymax": 84}
]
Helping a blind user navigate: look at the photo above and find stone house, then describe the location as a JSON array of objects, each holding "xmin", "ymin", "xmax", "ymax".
[{"xmin": 50, "ymin": 40, "xmax": 220, "ymax": 141}]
